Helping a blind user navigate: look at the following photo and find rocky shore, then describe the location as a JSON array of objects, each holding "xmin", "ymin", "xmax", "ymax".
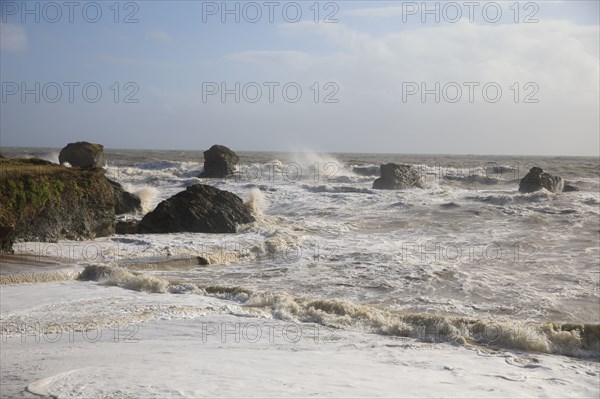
[{"xmin": 0, "ymin": 142, "xmax": 254, "ymax": 253}]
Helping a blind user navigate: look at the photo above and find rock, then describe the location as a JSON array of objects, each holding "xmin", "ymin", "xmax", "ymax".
[
  {"xmin": 440, "ymin": 202, "xmax": 460, "ymax": 209},
  {"xmin": 116, "ymin": 220, "xmax": 139, "ymax": 235},
  {"xmin": 59, "ymin": 141, "xmax": 105, "ymax": 168},
  {"xmin": 200, "ymin": 145, "xmax": 239, "ymax": 178},
  {"xmin": 137, "ymin": 184, "xmax": 254, "ymax": 234},
  {"xmin": 372, "ymin": 163, "xmax": 424, "ymax": 190},
  {"xmin": 563, "ymin": 183, "xmax": 580, "ymax": 192},
  {"xmin": 518, "ymin": 167, "xmax": 564, "ymax": 193},
  {"xmin": 108, "ymin": 179, "xmax": 142, "ymax": 214},
  {"xmin": 0, "ymin": 158, "xmax": 115, "ymax": 252}
]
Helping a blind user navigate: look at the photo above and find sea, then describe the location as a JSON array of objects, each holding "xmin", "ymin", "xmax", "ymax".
[{"xmin": 2, "ymin": 147, "xmax": 600, "ymax": 358}]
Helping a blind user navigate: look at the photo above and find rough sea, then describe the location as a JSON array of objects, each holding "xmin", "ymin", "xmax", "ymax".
[{"xmin": 3, "ymin": 147, "xmax": 600, "ymax": 357}]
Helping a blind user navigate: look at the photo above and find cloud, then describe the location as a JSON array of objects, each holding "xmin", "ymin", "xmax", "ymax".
[
  {"xmin": 0, "ymin": 22, "xmax": 28, "ymax": 53},
  {"xmin": 146, "ymin": 30, "xmax": 172, "ymax": 43},
  {"xmin": 212, "ymin": 19, "xmax": 599, "ymax": 155},
  {"xmin": 276, "ymin": 19, "xmax": 599, "ymax": 99}
]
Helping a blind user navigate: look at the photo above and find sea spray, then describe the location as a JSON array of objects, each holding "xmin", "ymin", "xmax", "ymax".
[
  {"xmin": 133, "ymin": 186, "xmax": 159, "ymax": 213},
  {"xmin": 244, "ymin": 188, "xmax": 267, "ymax": 215}
]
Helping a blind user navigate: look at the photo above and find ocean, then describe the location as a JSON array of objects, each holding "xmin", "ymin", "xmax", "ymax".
[
  {"xmin": 3, "ymin": 147, "xmax": 599, "ymax": 352},
  {"xmin": 1, "ymin": 147, "xmax": 599, "ymax": 397}
]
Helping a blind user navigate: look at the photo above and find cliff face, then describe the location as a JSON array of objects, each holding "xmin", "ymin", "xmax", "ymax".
[{"xmin": 0, "ymin": 158, "xmax": 115, "ymax": 253}]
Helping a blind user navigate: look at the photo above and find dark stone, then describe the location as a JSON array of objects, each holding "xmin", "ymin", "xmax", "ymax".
[
  {"xmin": 563, "ymin": 183, "xmax": 580, "ymax": 192},
  {"xmin": 59, "ymin": 142, "xmax": 106, "ymax": 168},
  {"xmin": 199, "ymin": 145, "xmax": 239, "ymax": 178},
  {"xmin": 108, "ymin": 179, "xmax": 142, "ymax": 215},
  {"xmin": 116, "ymin": 220, "xmax": 139, "ymax": 235},
  {"xmin": 372, "ymin": 163, "xmax": 423, "ymax": 190},
  {"xmin": 197, "ymin": 256, "xmax": 209, "ymax": 265},
  {"xmin": 137, "ymin": 184, "xmax": 254, "ymax": 234},
  {"xmin": 440, "ymin": 202, "xmax": 460, "ymax": 209},
  {"xmin": 518, "ymin": 167, "xmax": 564, "ymax": 193}
]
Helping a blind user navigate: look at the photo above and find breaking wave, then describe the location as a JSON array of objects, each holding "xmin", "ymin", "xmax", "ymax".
[
  {"xmin": 75, "ymin": 266, "xmax": 600, "ymax": 358},
  {"xmin": 201, "ymin": 285, "xmax": 600, "ymax": 358},
  {"xmin": 0, "ymin": 270, "xmax": 80, "ymax": 285},
  {"xmin": 79, "ymin": 265, "xmax": 169, "ymax": 293}
]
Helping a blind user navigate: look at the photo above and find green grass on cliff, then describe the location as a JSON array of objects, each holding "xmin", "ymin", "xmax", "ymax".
[
  {"xmin": 1, "ymin": 157, "xmax": 114, "ymax": 252},
  {"xmin": 0, "ymin": 157, "xmax": 106, "ymax": 220},
  {"xmin": 0, "ymin": 158, "xmax": 70, "ymax": 210}
]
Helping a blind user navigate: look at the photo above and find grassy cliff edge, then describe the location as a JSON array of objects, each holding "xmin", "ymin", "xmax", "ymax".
[{"xmin": 1, "ymin": 158, "xmax": 115, "ymax": 253}]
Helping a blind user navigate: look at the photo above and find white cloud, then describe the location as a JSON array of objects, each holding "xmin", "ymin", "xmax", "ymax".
[
  {"xmin": 217, "ymin": 19, "xmax": 599, "ymax": 155},
  {"xmin": 275, "ymin": 20, "xmax": 599, "ymax": 100},
  {"xmin": 0, "ymin": 22, "xmax": 28, "ymax": 53},
  {"xmin": 147, "ymin": 30, "xmax": 172, "ymax": 43}
]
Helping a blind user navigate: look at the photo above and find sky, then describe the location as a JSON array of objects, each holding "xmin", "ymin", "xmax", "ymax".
[{"xmin": 0, "ymin": 0, "xmax": 599, "ymax": 156}]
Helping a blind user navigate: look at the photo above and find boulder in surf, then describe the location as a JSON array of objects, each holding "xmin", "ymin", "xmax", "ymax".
[
  {"xmin": 199, "ymin": 145, "xmax": 239, "ymax": 178},
  {"xmin": 518, "ymin": 167, "xmax": 564, "ymax": 193},
  {"xmin": 372, "ymin": 163, "xmax": 423, "ymax": 190},
  {"xmin": 137, "ymin": 184, "xmax": 254, "ymax": 234}
]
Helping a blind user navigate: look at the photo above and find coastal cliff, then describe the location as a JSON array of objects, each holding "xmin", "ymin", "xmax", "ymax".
[{"xmin": 0, "ymin": 158, "xmax": 115, "ymax": 253}]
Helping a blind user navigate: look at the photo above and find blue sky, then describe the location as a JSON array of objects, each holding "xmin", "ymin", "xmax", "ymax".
[{"xmin": 1, "ymin": 1, "xmax": 599, "ymax": 155}]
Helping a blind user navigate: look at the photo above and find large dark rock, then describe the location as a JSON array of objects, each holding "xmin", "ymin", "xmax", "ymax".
[
  {"xmin": 200, "ymin": 145, "xmax": 239, "ymax": 178},
  {"xmin": 518, "ymin": 167, "xmax": 564, "ymax": 193},
  {"xmin": 108, "ymin": 179, "xmax": 142, "ymax": 215},
  {"xmin": 372, "ymin": 163, "xmax": 424, "ymax": 190},
  {"xmin": 0, "ymin": 158, "xmax": 115, "ymax": 252},
  {"xmin": 137, "ymin": 184, "xmax": 254, "ymax": 234},
  {"xmin": 59, "ymin": 141, "xmax": 105, "ymax": 168}
]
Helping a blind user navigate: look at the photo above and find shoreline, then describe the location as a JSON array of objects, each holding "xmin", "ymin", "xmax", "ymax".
[{"xmin": 1, "ymin": 280, "xmax": 599, "ymax": 398}]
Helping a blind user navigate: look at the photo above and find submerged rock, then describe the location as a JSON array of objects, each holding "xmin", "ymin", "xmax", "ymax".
[
  {"xmin": 518, "ymin": 167, "xmax": 564, "ymax": 193},
  {"xmin": 108, "ymin": 179, "xmax": 142, "ymax": 215},
  {"xmin": 563, "ymin": 183, "xmax": 580, "ymax": 192},
  {"xmin": 137, "ymin": 184, "xmax": 254, "ymax": 234},
  {"xmin": 372, "ymin": 163, "xmax": 423, "ymax": 190},
  {"xmin": 59, "ymin": 141, "xmax": 106, "ymax": 168},
  {"xmin": 199, "ymin": 145, "xmax": 239, "ymax": 178}
]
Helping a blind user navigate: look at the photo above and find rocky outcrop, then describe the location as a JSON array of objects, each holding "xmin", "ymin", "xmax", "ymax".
[
  {"xmin": 137, "ymin": 184, "xmax": 254, "ymax": 234},
  {"xmin": 372, "ymin": 163, "xmax": 424, "ymax": 190},
  {"xmin": 59, "ymin": 141, "xmax": 106, "ymax": 168},
  {"xmin": 199, "ymin": 145, "xmax": 239, "ymax": 178},
  {"xmin": 108, "ymin": 179, "xmax": 142, "ymax": 215},
  {"xmin": 518, "ymin": 167, "xmax": 564, "ymax": 193},
  {"xmin": 0, "ymin": 158, "xmax": 115, "ymax": 253}
]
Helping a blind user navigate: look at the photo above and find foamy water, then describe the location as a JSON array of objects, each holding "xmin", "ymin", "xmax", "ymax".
[{"xmin": 3, "ymin": 147, "xmax": 599, "ymax": 358}]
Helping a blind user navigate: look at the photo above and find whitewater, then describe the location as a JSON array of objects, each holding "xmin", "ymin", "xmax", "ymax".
[{"xmin": 1, "ymin": 148, "xmax": 599, "ymax": 398}]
